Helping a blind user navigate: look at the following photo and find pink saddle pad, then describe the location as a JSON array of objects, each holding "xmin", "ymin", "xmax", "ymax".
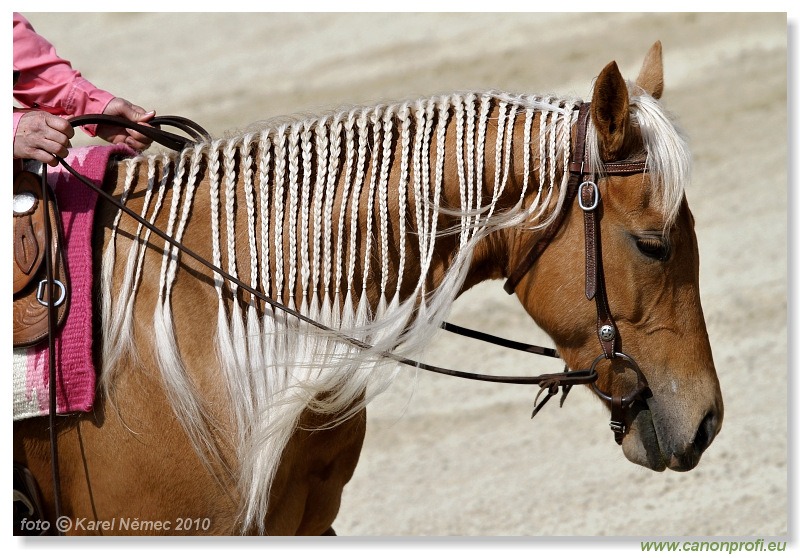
[{"xmin": 13, "ymin": 144, "xmax": 135, "ymax": 420}]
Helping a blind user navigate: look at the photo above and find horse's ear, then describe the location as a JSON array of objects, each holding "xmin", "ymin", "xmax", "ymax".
[
  {"xmin": 591, "ymin": 60, "xmax": 630, "ymax": 161},
  {"xmin": 636, "ymin": 41, "xmax": 664, "ymax": 99}
]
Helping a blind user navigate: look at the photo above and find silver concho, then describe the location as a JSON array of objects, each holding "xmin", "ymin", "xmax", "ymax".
[
  {"xmin": 599, "ymin": 324, "xmax": 616, "ymax": 342},
  {"xmin": 13, "ymin": 191, "xmax": 37, "ymax": 216}
]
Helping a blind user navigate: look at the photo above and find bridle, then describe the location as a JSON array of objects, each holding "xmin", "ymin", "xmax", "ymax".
[
  {"xmin": 503, "ymin": 102, "xmax": 652, "ymax": 443},
  {"xmin": 34, "ymin": 104, "xmax": 652, "ymax": 532}
]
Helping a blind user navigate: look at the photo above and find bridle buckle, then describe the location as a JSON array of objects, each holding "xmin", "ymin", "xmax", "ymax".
[{"xmin": 578, "ymin": 180, "xmax": 599, "ymax": 211}]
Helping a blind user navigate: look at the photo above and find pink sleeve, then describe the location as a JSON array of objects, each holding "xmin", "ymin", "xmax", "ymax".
[
  {"xmin": 13, "ymin": 13, "xmax": 114, "ymax": 136},
  {"xmin": 13, "ymin": 110, "xmax": 24, "ymax": 144}
]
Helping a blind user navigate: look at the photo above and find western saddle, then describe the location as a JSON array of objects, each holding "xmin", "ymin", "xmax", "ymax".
[{"xmin": 12, "ymin": 159, "xmax": 69, "ymax": 347}]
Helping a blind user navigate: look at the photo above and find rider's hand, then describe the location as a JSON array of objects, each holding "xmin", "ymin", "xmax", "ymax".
[
  {"xmin": 13, "ymin": 110, "xmax": 74, "ymax": 166},
  {"xmin": 97, "ymin": 97, "xmax": 156, "ymax": 151}
]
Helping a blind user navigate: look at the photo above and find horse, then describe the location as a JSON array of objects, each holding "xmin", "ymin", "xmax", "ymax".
[{"xmin": 14, "ymin": 41, "xmax": 723, "ymax": 535}]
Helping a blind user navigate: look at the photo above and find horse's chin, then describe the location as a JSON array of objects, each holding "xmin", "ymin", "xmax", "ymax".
[{"xmin": 620, "ymin": 404, "xmax": 668, "ymax": 472}]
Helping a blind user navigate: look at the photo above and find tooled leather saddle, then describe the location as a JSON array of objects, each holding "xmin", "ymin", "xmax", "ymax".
[{"xmin": 12, "ymin": 159, "xmax": 69, "ymax": 347}]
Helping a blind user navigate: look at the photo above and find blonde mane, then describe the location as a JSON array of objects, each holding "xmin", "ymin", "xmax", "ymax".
[{"xmin": 98, "ymin": 87, "xmax": 688, "ymax": 532}]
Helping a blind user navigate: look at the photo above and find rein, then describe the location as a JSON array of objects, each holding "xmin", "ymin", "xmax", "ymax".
[
  {"xmin": 58, "ymin": 108, "xmax": 654, "ymax": 419},
  {"xmin": 55, "ymin": 117, "xmax": 597, "ymax": 393},
  {"xmin": 38, "ymin": 105, "xmax": 653, "ymax": 531}
]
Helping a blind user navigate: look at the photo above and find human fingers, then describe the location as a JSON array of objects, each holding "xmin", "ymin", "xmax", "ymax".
[
  {"xmin": 40, "ymin": 115, "xmax": 72, "ymax": 156},
  {"xmin": 15, "ymin": 112, "xmax": 72, "ymax": 163},
  {"xmin": 105, "ymin": 97, "xmax": 156, "ymax": 122},
  {"xmin": 14, "ymin": 141, "xmax": 64, "ymax": 166},
  {"xmin": 124, "ymin": 134, "xmax": 153, "ymax": 151},
  {"xmin": 100, "ymin": 98, "xmax": 156, "ymax": 149},
  {"xmin": 44, "ymin": 113, "xmax": 75, "ymax": 139},
  {"xmin": 120, "ymin": 103, "xmax": 156, "ymax": 148}
]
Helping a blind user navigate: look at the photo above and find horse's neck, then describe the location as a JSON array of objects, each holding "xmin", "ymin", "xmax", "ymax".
[
  {"xmin": 431, "ymin": 99, "xmax": 573, "ymax": 296},
  {"xmin": 109, "ymin": 93, "xmax": 574, "ymax": 320},
  {"xmin": 253, "ymin": 97, "xmax": 564, "ymax": 313}
]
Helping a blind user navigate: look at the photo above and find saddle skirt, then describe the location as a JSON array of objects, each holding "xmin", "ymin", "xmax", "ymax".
[{"xmin": 13, "ymin": 144, "xmax": 135, "ymax": 421}]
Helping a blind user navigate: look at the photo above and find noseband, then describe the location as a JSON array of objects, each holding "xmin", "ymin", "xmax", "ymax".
[{"xmin": 504, "ymin": 102, "xmax": 652, "ymax": 444}]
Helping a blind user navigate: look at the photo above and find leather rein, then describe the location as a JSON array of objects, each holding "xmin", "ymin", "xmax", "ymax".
[
  {"xmin": 58, "ymin": 113, "xmax": 609, "ymax": 403},
  {"xmin": 38, "ymin": 105, "xmax": 651, "ymax": 531},
  {"xmin": 60, "ymin": 108, "xmax": 654, "ymax": 426}
]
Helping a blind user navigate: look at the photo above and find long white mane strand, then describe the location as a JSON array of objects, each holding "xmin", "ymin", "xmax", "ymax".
[{"xmin": 100, "ymin": 90, "xmax": 609, "ymax": 533}]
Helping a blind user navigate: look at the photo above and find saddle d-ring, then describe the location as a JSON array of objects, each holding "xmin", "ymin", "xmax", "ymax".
[
  {"xmin": 36, "ymin": 279, "xmax": 66, "ymax": 308},
  {"xmin": 589, "ymin": 351, "xmax": 651, "ymax": 407}
]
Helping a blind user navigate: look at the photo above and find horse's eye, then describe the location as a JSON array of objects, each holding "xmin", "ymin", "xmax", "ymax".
[{"xmin": 636, "ymin": 236, "xmax": 670, "ymax": 261}]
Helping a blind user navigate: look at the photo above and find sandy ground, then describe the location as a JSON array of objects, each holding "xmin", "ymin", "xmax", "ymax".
[{"xmin": 21, "ymin": 12, "xmax": 787, "ymax": 538}]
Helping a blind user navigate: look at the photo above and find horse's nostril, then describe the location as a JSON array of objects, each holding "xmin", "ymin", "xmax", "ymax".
[
  {"xmin": 667, "ymin": 410, "xmax": 718, "ymax": 471},
  {"xmin": 692, "ymin": 410, "xmax": 717, "ymax": 455}
]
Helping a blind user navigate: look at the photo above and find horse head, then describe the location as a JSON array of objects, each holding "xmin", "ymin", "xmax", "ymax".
[{"xmin": 508, "ymin": 42, "xmax": 723, "ymax": 471}]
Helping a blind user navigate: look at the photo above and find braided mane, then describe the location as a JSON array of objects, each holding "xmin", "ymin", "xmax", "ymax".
[{"xmin": 98, "ymin": 87, "xmax": 688, "ymax": 532}]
